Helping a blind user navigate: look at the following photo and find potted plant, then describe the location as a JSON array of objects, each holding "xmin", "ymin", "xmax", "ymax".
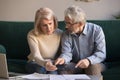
[{"xmin": 114, "ymin": 14, "xmax": 120, "ymax": 19}]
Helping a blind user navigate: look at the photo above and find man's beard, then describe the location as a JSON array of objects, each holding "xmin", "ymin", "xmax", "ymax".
[{"xmin": 65, "ymin": 28, "xmax": 75, "ymax": 34}]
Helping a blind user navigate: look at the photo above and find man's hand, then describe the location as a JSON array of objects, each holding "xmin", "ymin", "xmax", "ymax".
[
  {"xmin": 54, "ymin": 58, "xmax": 65, "ymax": 65},
  {"xmin": 45, "ymin": 61, "xmax": 57, "ymax": 71},
  {"xmin": 75, "ymin": 59, "xmax": 90, "ymax": 68}
]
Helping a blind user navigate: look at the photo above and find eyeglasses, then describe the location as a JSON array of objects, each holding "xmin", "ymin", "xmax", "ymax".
[{"xmin": 65, "ymin": 22, "xmax": 78, "ymax": 26}]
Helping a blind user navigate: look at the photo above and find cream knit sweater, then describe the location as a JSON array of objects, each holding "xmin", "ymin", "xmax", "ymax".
[{"xmin": 27, "ymin": 29, "xmax": 63, "ymax": 67}]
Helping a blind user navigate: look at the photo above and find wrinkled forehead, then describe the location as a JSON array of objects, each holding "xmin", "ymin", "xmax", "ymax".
[{"xmin": 65, "ymin": 16, "xmax": 74, "ymax": 23}]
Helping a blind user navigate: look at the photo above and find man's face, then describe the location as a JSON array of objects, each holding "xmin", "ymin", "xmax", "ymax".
[
  {"xmin": 40, "ymin": 18, "xmax": 54, "ymax": 35},
  {"xmin": 64, "ymin": 17, "xmax": 80, "ymax": 34}
]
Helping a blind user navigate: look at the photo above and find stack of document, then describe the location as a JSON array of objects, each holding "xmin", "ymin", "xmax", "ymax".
[
  {"xmin": 16, "ymin": 73, "xmax": 90, "ymax": 80},
  {"xmin": 17, "ymin": 73, "xmax": 49, "ymax": 80},
  {"xmin": 50, "ymin": 74, "xmax": 90, "ymax": 80}
]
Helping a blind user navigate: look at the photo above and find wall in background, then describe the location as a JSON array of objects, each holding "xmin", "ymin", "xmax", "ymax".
[{"xmin": 0, "ymin": 0, "xmax": 120, "ymax": 21}]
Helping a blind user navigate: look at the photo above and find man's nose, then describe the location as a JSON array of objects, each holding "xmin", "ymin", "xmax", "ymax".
[{"xmin": 65, "ymin": 25, "xmax": 68, "ymax": 29}]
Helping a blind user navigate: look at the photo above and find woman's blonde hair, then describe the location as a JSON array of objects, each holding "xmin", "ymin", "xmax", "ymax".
[{"xmin": 33, "ymin": 7, "xmax": 58, "ymax": 36}]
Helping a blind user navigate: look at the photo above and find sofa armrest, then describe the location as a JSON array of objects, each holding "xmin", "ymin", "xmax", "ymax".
[{"xmin": 0, "ymin": 44, "xmax": 6, "ymax": 53}]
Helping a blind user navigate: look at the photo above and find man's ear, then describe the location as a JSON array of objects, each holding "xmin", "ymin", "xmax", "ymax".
[
  {"xmin": 78, "ymin": 22, "xmax": 84, "ymax": 27},
  {"xmin": 78, "ymin": 22, "xmax": 82, "ymax": 26}
]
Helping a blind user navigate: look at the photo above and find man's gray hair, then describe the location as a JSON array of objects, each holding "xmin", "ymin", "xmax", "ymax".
[{"xmin": 64, "ymin": 5, "xmax": 86, "ymax": 23}]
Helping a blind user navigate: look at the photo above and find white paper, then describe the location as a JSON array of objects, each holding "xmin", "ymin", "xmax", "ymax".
[
  {"xmin": 17, "ymin": 73, "xmax": 49, "ymax": 80},
  {"xmin": 50, "ymin": 74, "xmax": 91, "ymax": 80},
  {"xmin": 14, "ymin": 73, "xmax": 90, "ymax": 80},
  {"xmin": 50, "ymin": 75, "xmax": 65, "ymax": 80}
]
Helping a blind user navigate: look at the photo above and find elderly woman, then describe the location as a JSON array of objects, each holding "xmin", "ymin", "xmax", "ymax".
[{"xmin": 26, "ymin": 7, "xmax": 63, "ymax": 74}]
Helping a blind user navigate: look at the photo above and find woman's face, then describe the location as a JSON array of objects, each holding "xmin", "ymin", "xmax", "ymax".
[{"xmin": 40, "ymin": 18, "xmax": 54, "ymax": 35}]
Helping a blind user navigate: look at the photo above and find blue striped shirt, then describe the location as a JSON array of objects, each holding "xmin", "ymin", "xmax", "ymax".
[{"xmin": 60, "ymin": 22, "xmax": 106, "ymax": 64}]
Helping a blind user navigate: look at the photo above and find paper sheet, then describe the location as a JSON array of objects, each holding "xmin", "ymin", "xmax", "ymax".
[
  {"xmin": 17, "ymin": 73, "xmax": 49, "ymax": 80},
  {"xmin": 50, "ymin": 74, "xmax": 91, "ymax": 80},
  {"xmin": 15, "ymin": 73, "xmax": 90, "ymax": 80}
]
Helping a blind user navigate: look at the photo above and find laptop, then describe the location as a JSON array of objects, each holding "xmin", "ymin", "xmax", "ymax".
[{"xmin": 0, "ymin": 53, "xmax": 20, "ymax": 79}]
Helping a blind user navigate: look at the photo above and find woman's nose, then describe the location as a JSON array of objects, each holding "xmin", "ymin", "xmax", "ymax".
[{"xmin": 47, "ymin": 25, "xmax": 51, "ymax": 30}]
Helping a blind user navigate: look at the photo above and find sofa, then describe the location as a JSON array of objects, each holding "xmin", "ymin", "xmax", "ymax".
[{"xmin": 0, "ymin": 20, "xmax": 120, "ymax": 80}]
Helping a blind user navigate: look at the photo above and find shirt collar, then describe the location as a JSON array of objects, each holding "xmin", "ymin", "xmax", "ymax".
[{"xmin": 82, "ymin": 23, "xmax": 88, "ymax": 35}]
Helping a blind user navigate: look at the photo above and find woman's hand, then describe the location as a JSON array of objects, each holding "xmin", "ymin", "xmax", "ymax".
[
  {"xmin": 54, "ymin": 58, "xmax": 65, "ymax": 65},
  {"xmin": 45, "ymin": 61, "xmax": 57, "ymax": 71}
]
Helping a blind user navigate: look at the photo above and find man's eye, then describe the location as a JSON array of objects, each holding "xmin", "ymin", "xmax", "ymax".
[
  {"xmin": 65, "ymin": 22, "xmax": 71, "ymax": 25},
  {"xmin": 49, "ymin": 23, "xmax": 52, "ymax": 25}
]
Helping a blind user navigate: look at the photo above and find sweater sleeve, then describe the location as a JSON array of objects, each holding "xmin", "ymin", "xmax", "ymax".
[{"xmin": 27, "ymin": 32, "xmax": 47, "ymax": 67}]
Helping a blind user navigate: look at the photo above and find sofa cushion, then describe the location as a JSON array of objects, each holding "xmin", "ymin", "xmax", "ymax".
[
  {"xmin": 7, "ymin": 59, "xmax": 27, "ymax": 73},
  {"xmin": 0, "ymin": 21, "xmax": 33, "ymax": 60},
  {"xmin": 0, "ymin": 44, "xmax": 6, "ymax": 53},
  {"xmin": 104, "ymin": 74, "xmax": 120, "ymax": 80},
  {"xmin": 103, "ymin": 64, "xmax": 120, "ymax": 75}
]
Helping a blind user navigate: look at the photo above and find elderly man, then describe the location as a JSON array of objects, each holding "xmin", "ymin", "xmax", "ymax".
[{"xmin": 55, "ymin": 5, "xmax": 106, "ymax": 75}]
